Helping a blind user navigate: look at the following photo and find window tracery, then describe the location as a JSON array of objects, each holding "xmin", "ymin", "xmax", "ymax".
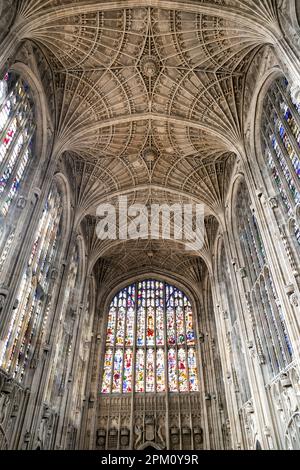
[
  {"xmin": 236, "ymin": 182, "xmax": 293, "ymax": 380},
  {"xmin": 0, "ymin": 72, "xmax": 35, "ymax": 218},
  {"xmin": 0, "ymin": 72, "xmax": 36, "ymax": 275},
  {"xmin": 101, "ymin": 280, "xmax": 199, "ymax": 395},
  {"xmin": 262, "ymin": 77, "xmax": 300, "ymax": 244},
  {"xmin": 0, "ymin": 185, "xmax": 62, "ymax": 381}
]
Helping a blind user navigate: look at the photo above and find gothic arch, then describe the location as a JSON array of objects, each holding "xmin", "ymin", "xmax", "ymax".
[
  {"xmin": 137, "ymin": 441, "xmax": 163, "ymax": 451},
  {"xmin": 251, "ymin": 68, "xmax": 284, "ymax": 187},
  {"xmin": 17, "ymin": 1, "xmax": 280, "ymax": 42},
  {"xmin": 99, "ymin": 270, "xmax": 202, "ymax": 323},
  {"xmin": 52, "ymin": 172, "xmax": 72, "ymax": 262},
  {"xmin": 8, "ymin": 61, "xmax": 51, "ymax": 169}
]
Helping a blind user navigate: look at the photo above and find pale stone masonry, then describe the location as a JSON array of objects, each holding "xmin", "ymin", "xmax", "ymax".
[{"xmin": 0, "ymin": 0, "xmax": 299, "ymax": 451}]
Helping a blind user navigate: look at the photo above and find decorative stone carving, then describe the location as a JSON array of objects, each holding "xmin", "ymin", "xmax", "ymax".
[
  {"xmin": 96, "ymin": 429, "xmax": 106, "ymax": 448},
  {"xmin": 269, "ymin": 197, "xmax": 278, "ymax": 210},
  {"xmin": 289, "ymin": 293, "xmax": 299, "ymax": 308},
  {"xmin": 16, "ymin": 196, "xmax": 27, "ymax": 209},
  {"xmin": 140, "ymin": 56, "xmax": 160, "ymax": 78},
  {"xmin": 0, "ymin": 294, "xmax": 6, "ymax": 312}
]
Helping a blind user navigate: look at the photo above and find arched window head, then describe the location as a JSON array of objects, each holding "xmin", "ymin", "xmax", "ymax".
[
  {"xmin": 0, "ymin": 71, "xmax": 35, "ymax": 218},
  {"xmin": 0, "ymin": 185, "xmax": 63, "ymax": 381},
  {"xmin": 101, "ymin": 280, "xmax": 199, "ymax": 395},
  {"xmin": 261, "ymin": 76, "xmax": 300, "ymax": 243}
]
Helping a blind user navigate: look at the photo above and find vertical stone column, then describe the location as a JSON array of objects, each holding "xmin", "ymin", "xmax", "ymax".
[
  {"xmin": 221, "ymin": 220, "xmax": 280, "ymax": 450},
  {"xmin": 209, "ymin": 267, "xmax": 244, "ymax": 449}
]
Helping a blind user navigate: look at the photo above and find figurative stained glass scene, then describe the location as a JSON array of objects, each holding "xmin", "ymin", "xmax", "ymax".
[
  {"xmin": 101, "ymin": 280, "xmax": 199, "ymax": 394},
  {"xmin": 0, "ymin": 186, "xmax": 62, "ymax": 382},
  {"xmin": 0, "ymin": 72, "xmax": 35, "ymax": 218}
]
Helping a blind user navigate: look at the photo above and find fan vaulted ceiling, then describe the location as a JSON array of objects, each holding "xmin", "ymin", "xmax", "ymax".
[{"xmin": 8, "ymin": 0, "xmax": 280, "ymax": 282}]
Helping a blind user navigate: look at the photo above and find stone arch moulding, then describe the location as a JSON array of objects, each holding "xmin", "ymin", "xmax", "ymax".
[
  {"xmin": 8, "ymin": 61, "xmax": 50, "ymax": 168},
  {"xmin": 74, "ymin": 186, "xmax": 223, "ymax": 233},
  {"xmin": 98, "ymin": 269, "xmax": 204, "ymax": 324},
  {"xmin": 52, "ymin": 172, "xmax": 72, "ymax": 260},
  {"xmin": 19, "ymin": 1, "xmax": 279, "ymax": 43},
  {"xmin": 227, "ymin": 172, "xmax": 249, "ymax": 237},
  {"xmin": 250, "ymin": 67, "xmax": 285, "ymax": 178},
  {"xmin": 137, "ymin": 441, "xmax": 163, "ymax": 451},
  {"xmin": 57, "ymin": 114, "xmax": 241, "ymax": 159}
]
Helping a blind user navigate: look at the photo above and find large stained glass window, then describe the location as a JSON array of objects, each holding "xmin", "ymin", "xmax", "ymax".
[
  {"xmin": 101, "ymin": 280, "xmax": 199, "ymax": 394},
  {"xmin": 236, "ymin": 182, "xmax": 293, "ymax": 381},
  {"xmin": 0, "ymin": 186, "xmax": 62, "ymax": 381},
  {"xmin": 261, "ymin": 77, "xmax": 300, "ymax": 243},
  {"xmin": 0, "ymin": 72, "xmax": 35, "ymax": 218},
  {"xmin": 0, "ymin": 72, "xmax": 36, "ymax": 276}
]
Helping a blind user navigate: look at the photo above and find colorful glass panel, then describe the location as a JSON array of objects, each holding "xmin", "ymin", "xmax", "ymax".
[
  {"xmin": 0, "ymin": 186, "xmax": 62, "ymax": 381},
  {"xmin": 101, "ymin": 281, "xmax": 199, "ymax": 394},
  {"xmin": 188, "ymin": 348, "xmax": 199, "ymax": 392},
  {"xmin": 0, "ymin": 72, "xmax": 35, "ymax": 217},
  {"xmin": 178, "ymin": 348, "xmax": 188, "ymax": 392},
  {"xmin": 112, "ymin": 349, "xmax": 123, "ymax": 393},
  {"xmin": 156, "ymin": 348, "xmax": 165, "ymax": 392},
  {"xmin": 146, "ymin": 348, "xmax": 155, "ymax": 392},
  {"xmin": 123, "ymin": 349, "xmax": 133, "ymax": 393},
  {"xmin": 101, "ymin": 349, "xmax": 113, "ymax": 393},
  {"xmin": 168, "ymin": 348, "xmax": 177, "ymax": 392},
  {"xmin": 135, "ymin": 349, "xmax": 144, "ymax": 393}
]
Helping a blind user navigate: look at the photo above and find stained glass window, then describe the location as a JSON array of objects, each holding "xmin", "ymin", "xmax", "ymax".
[
  {"xmin": 236, "ymin": 182, "xmax": 293, "ymax": 380},
  {"xmin": 101, "ymin": 280, "xmax": 199, "ymax": 394},
  {"xmin": 262, "ymin": 77, "xmax": 300, "ymax": 243},
  {"xmin": 0, "ymin": 186, "xmax": 62, "ymax": 381},
  {"xmin": 0, "ymin": 72, "xmax": 35, "ymax": 218}
]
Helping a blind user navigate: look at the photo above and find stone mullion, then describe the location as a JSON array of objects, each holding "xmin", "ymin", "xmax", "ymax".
[
  {"xmin": 202, "ymin": 286, "xmax": 214, "ymax": 448},
  {"xmin": 222, "ymin": 226, "xmax": 276, "ymax": 450},
  {"xmin": 129, "ymin": 282, "xmax": 138, "ymax": 449},
  {"xmin": 16, "ymin": 225, "xmax": 75, "ymax": 450},
  {"xmin": 273, "ymin": 127, "xmax": 300, "ymax": 195},
  {"xmin": 270, "ymin": 94, "xmax": 300, "ymax": 173},
  {"xmin": 0, "ymin": 104, "xmax": 29, "ymax": 183},
  {"xmin": 59, "ymin": 270, "xmax": 90, "ymax": 450},
  {"xmin": 210, "ymin": 269, "xmax": 244, "ymax": 449},
  {"xmin": 239, "ymin": 215, "xmax": 258, "ymax": 284},
  {"xmin": 163, "ymin": 281, "xmax": 170, "ymax": 450},
  {"xmin": 182, "ymin": 298, "xmax": 190, "ymax": 395},
  {"xmin": 263, "ymin": 133, "xmax": 296, "ymax": 213},
  {"xmin": 58, "ymin": 311, "xmax": 80, "ymax": 450},
  {"xmin": 0, "ymin": 147, "xmax": 60, "ymax": 353},
  {"xmin": 258, "ymin": 278, "xmax": 285, "ymax": 373},
  {"xmin": 263, "ymin": 275, "xmax": 292, "ymax": 366},
  {"xmin": 153, "ymin": 285, "xmax": 156, "ymax": 396},
  {"xmin": 8, "ymin": 277, "xmax": 36, "ymax": 377},
  {"xmin": 248, "ymin": 213, "xmax": 267, "ymax": 271},
  {"xmin": 206, "ymin": 284, "xmax": 223, "ymax": 450},
  {"xmin": 143, "ymin": 285, "xmax": 147, "ymax": 395},
  {"xmin": 34, "ymin": 230, "xmax": 78, "ymax": 447},
  {"xmin": 276, "ymin": 81, "xmax": 300, "ymax": 131},
  {"xmin": 0, "ymin": 91, "xmax": 25, "ymax": 151},
  {"xmin": 243, "ymin": 161, "xmax": 300, "ymax": 375},
  {"xmin": 202, "ymin": 287, "xmax": 214, "ymax": 447},
  {"xmin": 24, "ymin": 269, "xmax": 64, "ymax": 449},
  {"xmin": 0, "ymin": 127, "xmax": 35, "ymax": 211},
  {"xmin": 192, "ymin": 292, "xmax": 209, "ymax": 449},
  {"xmin": 207, "ymin": 288, "xmax": 221, "ymax": 449},
  {"xmin": 77, "ymin": 285, "xmax": 97, "ymax": 449},
  {"xmin": 251, "ymin": 285, "xmax": 277, "ymax": 379}
]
